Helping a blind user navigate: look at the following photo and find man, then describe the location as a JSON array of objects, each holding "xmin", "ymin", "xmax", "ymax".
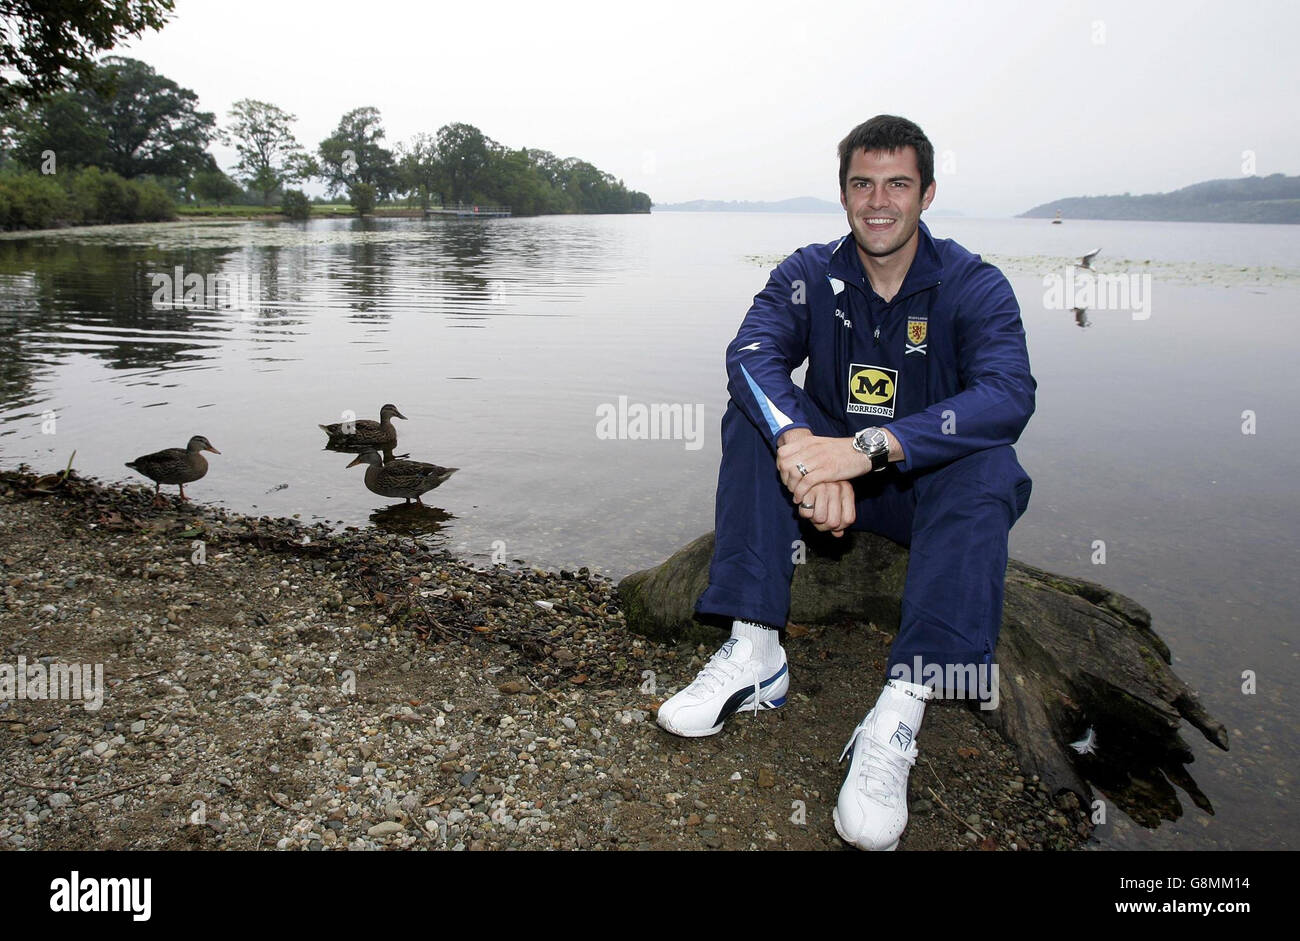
[{"xmin": 655, "ymin": 115, "xmax": 1035, "ymax": 852}]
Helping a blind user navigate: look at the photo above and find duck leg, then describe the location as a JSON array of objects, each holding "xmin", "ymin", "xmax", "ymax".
[
  {"xmin": 178, "ymin": 484, "xmax": 189, "ymax": 502},
  {"xmin": 151, "ymin": 483, "xmax": 167, "ymax": 507}
]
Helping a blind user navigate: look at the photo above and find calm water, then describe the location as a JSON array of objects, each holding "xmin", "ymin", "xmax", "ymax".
[{"xmin": 1, "ymin": 213, "xmax": 1297, "ymax": 851}]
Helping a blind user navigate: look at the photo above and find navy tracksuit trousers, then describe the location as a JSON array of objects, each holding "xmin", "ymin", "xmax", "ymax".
[{"xmin": 694, "ymin": 388, "xmax": 1032, "ymax": 673}]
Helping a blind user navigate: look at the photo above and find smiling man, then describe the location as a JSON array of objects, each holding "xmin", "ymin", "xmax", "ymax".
[{"xmin": 655, "ymin": 115, "xmax": 1036, "ymax": 851}]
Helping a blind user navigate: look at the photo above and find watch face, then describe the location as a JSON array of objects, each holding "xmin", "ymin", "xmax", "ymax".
[{"xmin": 855, "ymin": 428, "xmax": 886, "ymax": 454}]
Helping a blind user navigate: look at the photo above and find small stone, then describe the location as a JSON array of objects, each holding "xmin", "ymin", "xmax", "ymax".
[
  {"xmin": 367, "ymin": 821, "xmax": 404, "ymax": 837},
  {"xmin": 757, "ymin": 768, "xmax": 775, "ymax": 788}
]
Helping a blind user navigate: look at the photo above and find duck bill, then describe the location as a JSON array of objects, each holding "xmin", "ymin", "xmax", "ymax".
[
  {"xmin": 393, "ymin": 409, "xmax": 408, "ymax": 420},
  {"xmin": 346, "ymin": 455, "xmax": 365, "ymax": 468},
  {"xmin": 204, "ymin": 446, "xmax": 222, "ymax": 454}
]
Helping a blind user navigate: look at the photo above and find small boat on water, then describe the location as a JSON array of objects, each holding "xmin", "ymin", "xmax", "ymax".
[{"xmin": 1052, "ymin": 210, "xmax": 1063, "ymax": 224}]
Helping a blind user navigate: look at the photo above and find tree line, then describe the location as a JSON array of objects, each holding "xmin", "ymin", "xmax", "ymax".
[{"xmin": 0, "ymin": 55, "xmax": 650, "ymax": 228}]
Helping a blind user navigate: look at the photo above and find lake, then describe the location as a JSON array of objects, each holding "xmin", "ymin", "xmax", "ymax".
[{"xmin": 0, "ymin": 211, "xmax": 1296, "ymax": 850}]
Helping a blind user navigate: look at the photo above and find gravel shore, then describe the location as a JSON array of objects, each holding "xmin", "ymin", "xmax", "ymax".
[{"xmin": 0, "ymin": 467, "xmax": 1090, "ymax": 851}]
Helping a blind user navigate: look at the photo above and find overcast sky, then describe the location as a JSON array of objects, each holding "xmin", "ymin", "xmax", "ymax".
[{"xmin": 117, "ymin": 0, "xmax": 1299, "ymax": 216}]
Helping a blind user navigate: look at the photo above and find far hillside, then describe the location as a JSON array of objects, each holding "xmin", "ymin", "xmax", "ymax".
[{"xmin": 1021, "ymin": 174, "xmax": 1300, "ymax": 224}]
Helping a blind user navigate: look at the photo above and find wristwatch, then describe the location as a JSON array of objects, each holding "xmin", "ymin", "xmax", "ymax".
[{"xmin": 852, "ymin": 427, "xmax": 890, "ymax": 472}]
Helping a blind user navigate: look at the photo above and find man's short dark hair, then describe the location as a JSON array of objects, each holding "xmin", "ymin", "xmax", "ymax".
[{"xmin": 838, "ymin": 115, "xmax": 935, "ymax": 194}]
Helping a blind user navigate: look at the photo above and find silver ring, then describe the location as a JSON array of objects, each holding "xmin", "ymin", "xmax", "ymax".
[
  {"xmin": 796, "ymin": 462, "xmax": 809, "ymax": 477},
  {"xmin": 800, "ymin": 500, "xmax": 815, "ymax": 509}
]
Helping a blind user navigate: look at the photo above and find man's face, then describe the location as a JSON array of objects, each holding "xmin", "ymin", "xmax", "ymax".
[{"xmin": 839, "ymin": 146, "xmax": 936, "ymax": 262}]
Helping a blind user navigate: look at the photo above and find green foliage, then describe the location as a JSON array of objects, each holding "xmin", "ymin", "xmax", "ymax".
[
  {"xmin": 189, "ymin": 169, "xmax": 243, "ymax": 206},
  {"xmin": 349, "ymin": 182, "xmax": 376, "ymax": 216},
  {"xmin": 222, "ymin": 99, "xmax": 316, "ymax": 205},
  {"xmin": 68, "ymin": 165, "xmax": 135, "ymax": 223},
  {"xmin": 0, "ymin": 0, "xmax": 175, "ymax": 110},
  {"xmin": 0, "ymin": 171, "xmax": 70, "ymax": 229},
  {"xmin": 318, "ymin": 106, "xmax": 399, "ymax": 199},
  {"xmin": 280, "ymin": 188, "xmax": 311, "ymax": 220},
  {"xmin": 0, "ymin": 167, "xmax": 173, "ymax": 230},
  {"xmin": 2, "ymin": 57, "xmax": 217, "ymax": 182},
  {"xmin": 399, "ymin": 122, "xmax": 651, "ymax": 215}
]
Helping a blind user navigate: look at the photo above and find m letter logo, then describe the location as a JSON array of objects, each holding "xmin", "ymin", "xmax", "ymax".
[{"xmin": 846, "ymin": 364, "xmax": 898, "ymax": 418}]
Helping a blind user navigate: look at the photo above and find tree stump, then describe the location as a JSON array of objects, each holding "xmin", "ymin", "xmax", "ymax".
[{"xmin": 618, "ymin": 530, "xmax": 1229, "ymax": 827}]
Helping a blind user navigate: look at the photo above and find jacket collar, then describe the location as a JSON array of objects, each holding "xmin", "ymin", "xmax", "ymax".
[{"xmin": 828, "ymin": 219, "xmax": 944, "ymax": 302}]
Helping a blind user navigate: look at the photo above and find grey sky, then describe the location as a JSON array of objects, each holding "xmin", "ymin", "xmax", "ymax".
[{"xmin": 119, "ymin": 0, "xmax": 1299, "ymax": 216}]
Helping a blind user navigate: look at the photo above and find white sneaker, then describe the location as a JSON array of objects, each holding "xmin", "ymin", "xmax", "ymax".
[
  {"xmin": 833, "ymin": 704, "xmax": 921, "ymax": 851},
  {"xmin": 655, "ymin": 637, "xmax": 789, "ymax": 737}
]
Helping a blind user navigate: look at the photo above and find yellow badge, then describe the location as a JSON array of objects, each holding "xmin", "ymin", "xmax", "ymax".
[
  {"xmin": 907, "ymin": 318, "xmax": 927, "ymax": 345},
  {"xmin": 846, "ymin": 364, "xmax": 898, "ymax": 418}
]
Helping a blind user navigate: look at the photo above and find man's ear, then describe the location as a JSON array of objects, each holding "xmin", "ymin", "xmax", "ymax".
[
  {"xmin": 921, "ymin": 180, "xmax": 936, "ymax": 211},
  {"xmin": 839, "ymin": 189, "xmax": 848, "ymax": 211}
]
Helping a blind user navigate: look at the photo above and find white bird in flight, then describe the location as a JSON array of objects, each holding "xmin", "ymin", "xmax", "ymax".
[{"xmin": 1076, "ymin": 248, "xmax": 1102, "ymax": 269}]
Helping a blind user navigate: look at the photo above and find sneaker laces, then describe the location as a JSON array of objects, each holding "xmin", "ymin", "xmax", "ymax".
[
  {"xmin": 839, "ymin": 717, "xmax": 918, "ymax": 804},
  {"xmin": 684, "ymin": 647, "xmax": 763, "ymax": 718}
]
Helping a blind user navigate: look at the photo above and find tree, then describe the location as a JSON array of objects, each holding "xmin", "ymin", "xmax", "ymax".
[
  {"xmin": 280, "ymin": 188, "xmax": 310, "ymax": 220},
  {"xmin": 189, "ymin": 169, "xmax": 243, "ymax": 206},
  {"xmin": 435, "ymin": 123, "xmax": 490, "ymax": 204},
  {"xmin": 394, "ymin": 132, "xmax": 442, "ymax": 208},
  {"xmin": 223, "ymin": 99, "xmax": 316, "ymax": 205},
  {"xmin": 3, "ymin": 57, "xmax": 217, "ymax": 180},
  {"xmin": 318, "ymin": 106, "xmax": 398, "ymax": 199},
  {"xmin": 0, "ymin": 0, "xmax": 174, "ymax": 109},
  {"xmin": 349, "ymin": 181, "xmax": 375, "ymax": 216}
]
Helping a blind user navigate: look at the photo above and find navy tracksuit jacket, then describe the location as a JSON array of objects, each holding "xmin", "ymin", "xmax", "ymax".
[{"xmin": 694, "ymin": 220, "xmax": 1036, "ymax": 674}]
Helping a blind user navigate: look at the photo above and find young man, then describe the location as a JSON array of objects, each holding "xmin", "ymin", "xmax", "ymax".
[{"xmin": 656, "ymin": 115, "xmax": 1035, "ymax": 851}]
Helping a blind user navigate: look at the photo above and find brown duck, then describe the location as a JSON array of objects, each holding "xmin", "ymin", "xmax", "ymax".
[
  {"xmin": 125, "ymin": 435, "xmax": 220, "ymax": 502},
  {"xmin": 346, "ymin": 448, "xmax": 457, "ymax": 505},
  {"xmin": 320, "ymin": 403, "xmax": 405, "ymax": 461}
]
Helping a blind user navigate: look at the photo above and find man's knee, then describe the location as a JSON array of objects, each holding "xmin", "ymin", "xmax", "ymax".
[{"xmin": 916, "ymin": 445, "xmax": 1031, "ymax": 521}]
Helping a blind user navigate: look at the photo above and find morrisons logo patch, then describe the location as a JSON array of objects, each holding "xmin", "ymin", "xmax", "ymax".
[{"xmin": 846, "ymin": 363, "xmax": 898, "ymax": 418}]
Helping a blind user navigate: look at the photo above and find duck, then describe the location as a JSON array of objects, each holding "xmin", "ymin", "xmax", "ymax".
[
  {"xmin": 346, "ymin": 448, "xmax": 457, "ymax": 505},
  {"xmin": 125, "ymin": 435, "xmax": 220, "ymax": 502},
  {"xmin": 320, "ymin": 404, "xmax": 406, "ymax": 461}
]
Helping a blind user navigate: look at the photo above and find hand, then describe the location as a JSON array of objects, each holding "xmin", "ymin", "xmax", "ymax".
[
  {"xmin": 778, "ymin": 433, "xmax": 869, "ymax": 504},
  {"xmin": 796, "ymin": 480, "xmax": 857, "ymax": 537}
]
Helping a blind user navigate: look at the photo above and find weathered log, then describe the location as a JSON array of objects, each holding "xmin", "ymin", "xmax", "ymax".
[{"xmin": 618, "ymin": 530, "xmax": 1229, "ymax": 827}]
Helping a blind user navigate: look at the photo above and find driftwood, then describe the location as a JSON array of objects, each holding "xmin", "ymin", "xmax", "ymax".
[{"xmin": 618, "ymin": 530, "xmax": 1229, "ymax": 827}]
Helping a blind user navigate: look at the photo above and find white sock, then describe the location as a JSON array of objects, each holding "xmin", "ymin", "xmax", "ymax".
[
  {"xmin": 877, "ymin": 677, "xmax": 931, "ymax": 732},
  {"xmin": 731, "ymin": 618, "xmax": 783, "ymax": 672}
]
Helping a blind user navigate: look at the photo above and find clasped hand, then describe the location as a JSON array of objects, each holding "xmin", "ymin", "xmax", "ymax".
[{"xmin": 776, "ymin": 431, "xmax": 866, "ymax": 538}]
